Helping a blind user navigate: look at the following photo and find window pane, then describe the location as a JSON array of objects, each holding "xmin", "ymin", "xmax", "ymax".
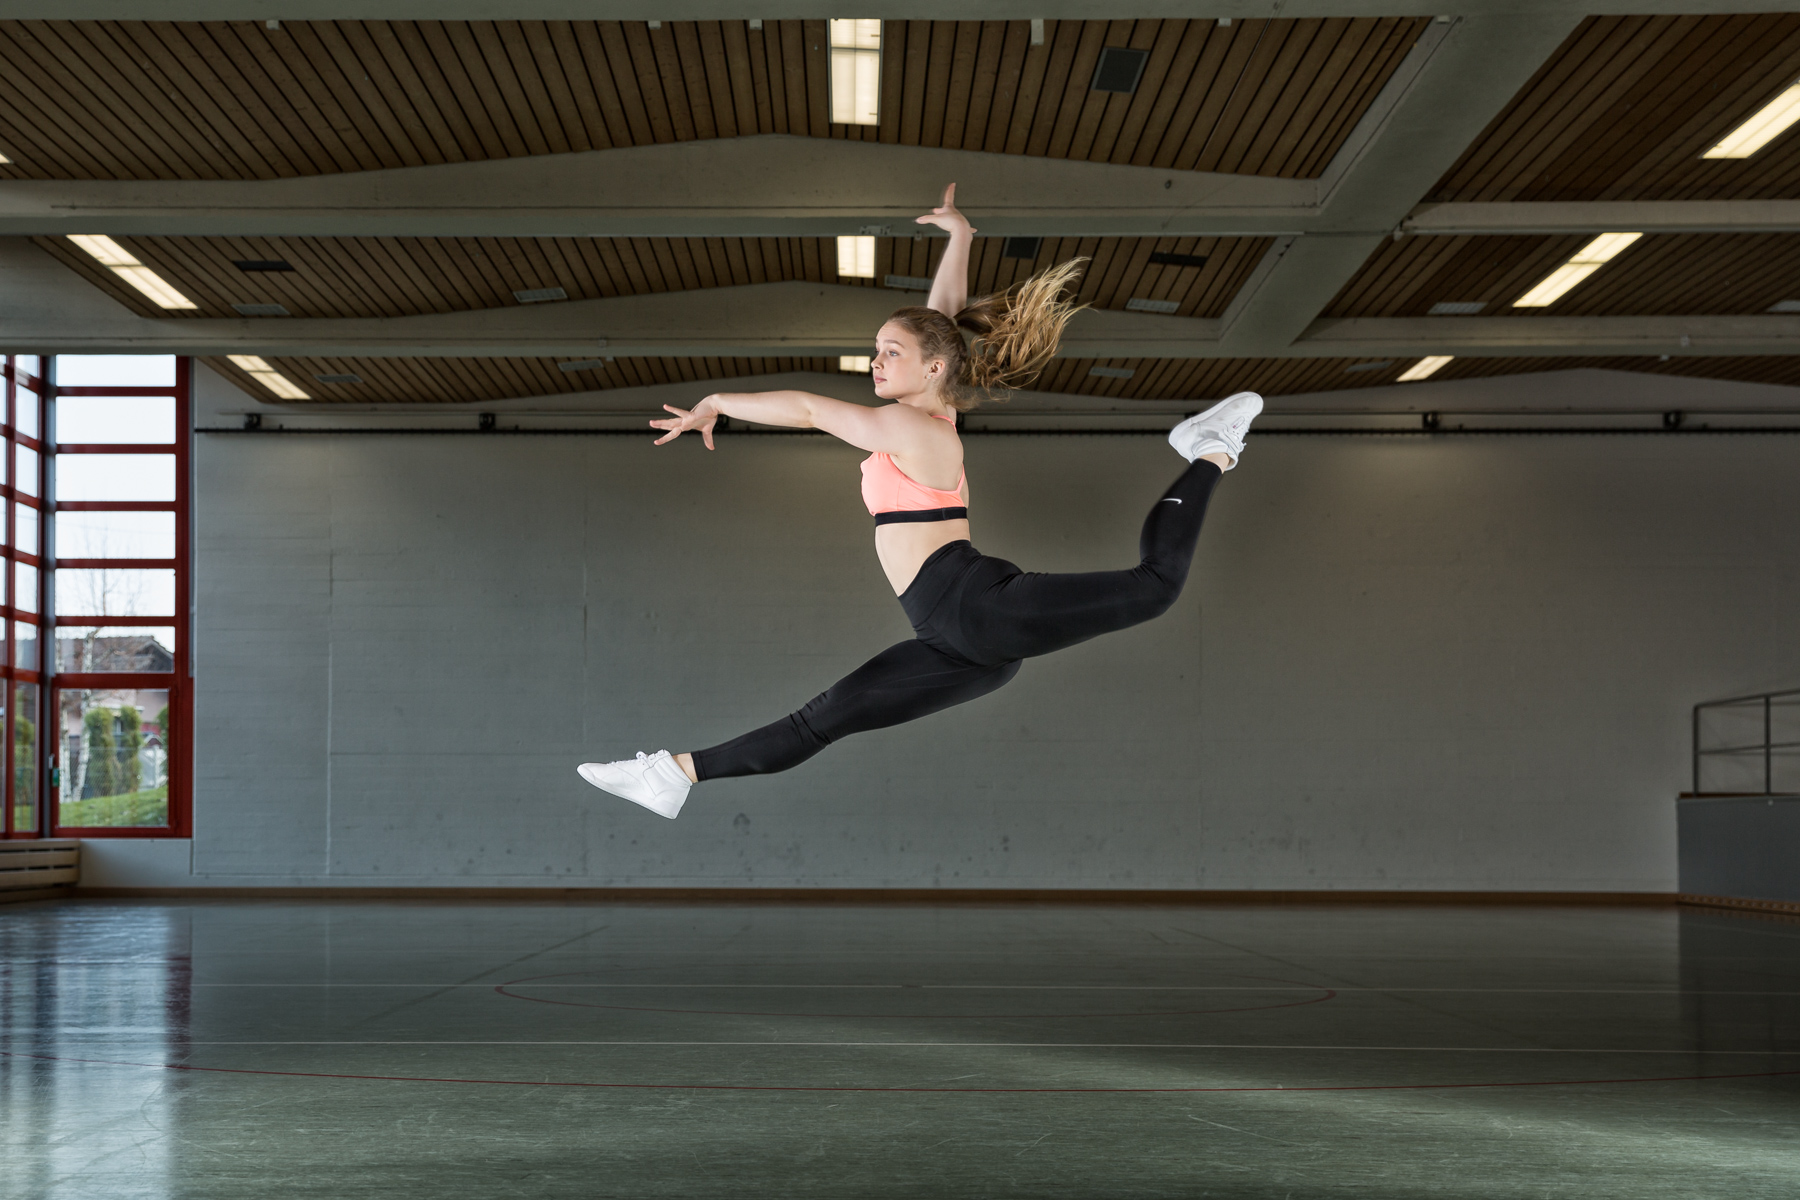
[
  {"xmin": 14, "ymin": 563, "xmax": 35, "ymax": 614},
  {"xmin": 15, "ymin": 504, "xmax": 36, "ymax": 556},
  {"xmin": 13, "ymin": 681, "xmax": 37, "ymax": 833},
  {"xmin": 58, "ymin": 627, "xmax": 174, "ymax": 673},
  {"xmin": 57, "ymin": 396, "xmax": 176, "ymax": 444},
  {"xmin": 53, "ymin": 454, "xmax": 175, "ymax": 502},
  {"xmin": 15, "ymin": 355, "xmax": 43, "ymax": 384},
  {"xmin": 56, "ymin": 568, "xmax": 173, "ymax": 618},
  {"xmin": 56, "ymin": 511, "xmax": 174, "ymax": 561},
  {"xmin": 14, "ymin": 621, "xmax": 37, "ymax": 670},
  {"xmin": 54, "ymin": 355, "xmax": 176, "ymax": 387},
  {"xmin": 16, "ymin": 386, "xmax": 38, "ymax": 438},
  {"xmin": 14, "ymin": 445, "xmax": 36, "ymax": 497},
  {"xmin": 58, "ymin": 686, "xmax": 170, "ymax": 828}
]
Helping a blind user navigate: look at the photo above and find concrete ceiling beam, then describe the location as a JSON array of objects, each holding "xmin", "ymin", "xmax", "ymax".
[
  {"xmin": 1405, "ymin": 200, "xmax": 1800, "ymax": 237},
  {"xmin": 0, "ymin": 136, "xmax": 1319, "ymax": 240},
  {"xmin": 1216, "ymin": 12, "xmax": 1583, "ymax": 356}
]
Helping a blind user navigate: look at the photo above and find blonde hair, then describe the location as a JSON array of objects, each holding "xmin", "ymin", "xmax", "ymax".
[{"xmin": 882, "ymin": 258, "xmax": 1088, "ymax": 412}]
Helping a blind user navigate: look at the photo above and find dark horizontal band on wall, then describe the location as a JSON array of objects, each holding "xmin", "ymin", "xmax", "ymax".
[{"xmin": 65, "ymin": 886, "xmax": 1680, "ymax": 906}]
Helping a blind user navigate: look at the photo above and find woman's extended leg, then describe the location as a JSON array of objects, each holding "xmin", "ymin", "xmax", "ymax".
[
  {"xmin": 689, "ymin": 639, "xmax": 1021, "ymax": 780},
  {"xmin": 953, "ymin": 457, "xmax": 1224, "ymax": 663}
]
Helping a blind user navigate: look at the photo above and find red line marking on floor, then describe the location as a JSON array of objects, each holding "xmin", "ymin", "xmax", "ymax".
[
  {"xmin": 491, "ymin": 973, "xmax": 1340, "ymax": 1019},
  {"xmin": 7, "ymin": 1050, "xmax": 1800, "ymax": 1095}
]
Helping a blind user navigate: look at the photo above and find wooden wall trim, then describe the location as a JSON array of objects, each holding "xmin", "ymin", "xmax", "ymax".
[{"xmin": 63, "ymin": 886, "xmax": 1680, "ymax": 905}]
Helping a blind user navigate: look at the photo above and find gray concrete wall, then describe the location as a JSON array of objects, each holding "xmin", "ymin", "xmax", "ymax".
[{"xmin": 166, "ymin": 367, "xmax": 1800, "ymax": 890}]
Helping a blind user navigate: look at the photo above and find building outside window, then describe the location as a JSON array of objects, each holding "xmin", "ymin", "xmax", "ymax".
[{"xmin": 0, "ymin": 354, "xmax": 191, "ymax": 838}]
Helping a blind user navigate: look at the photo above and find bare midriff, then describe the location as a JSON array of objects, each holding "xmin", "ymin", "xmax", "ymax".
[{"xmin": 876, "ymin": 518, "xmax": 971, "ymax": 595}]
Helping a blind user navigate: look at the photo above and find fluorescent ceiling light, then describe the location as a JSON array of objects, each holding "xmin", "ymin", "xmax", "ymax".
[
  {"xmin": 837, "ymin": 235, "xmax": 876, "ymax": 279},
  {"xmin": 0, "ymin": 152, "xmax": 10, "ymax": 163},
  {"xmin": 829, "ymin": 20, "xmax": 881, "ymax": 126},
  {"xmin": 66, "ymin": 234, "xmax": 197, "ymax": 309},
  {"xmin": 840, "ymin": 356, "xmax": 872, "ymax": 373},
  {"xmin": 1397, "ymin": 355, "xmax": 1453, "ymax": 382},
  {"xmin": 1704, "ymin": 81, "xmax": 1800, "ymax": 158},
  {"xmin": 226, "ymin": 353, "xmax": 310, "ymax": 400},
  {"xmin": 1513, "ymin": 232, "xmax": 1641, "ymax": 308}
]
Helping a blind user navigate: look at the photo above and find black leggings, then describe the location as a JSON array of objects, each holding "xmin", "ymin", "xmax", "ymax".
[{"xmin": 692, "ymin": 458, "xmax": 1223, "ymax": 780}]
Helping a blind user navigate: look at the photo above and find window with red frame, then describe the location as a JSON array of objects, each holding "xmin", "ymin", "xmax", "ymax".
[{"xmin": 0, "ymin": 355, "xmax": 191, "ymax": 839}]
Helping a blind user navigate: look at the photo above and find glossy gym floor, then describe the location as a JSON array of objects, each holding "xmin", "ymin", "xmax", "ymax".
[{"xmin": 3, "ymin": 900, "xmax": 1798, "ymax": 1198}]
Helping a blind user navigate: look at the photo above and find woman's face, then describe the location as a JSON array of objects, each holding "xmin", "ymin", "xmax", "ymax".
[{"xmin": 871, "ymin": 322, "xmax": 945, "ymax": 401}]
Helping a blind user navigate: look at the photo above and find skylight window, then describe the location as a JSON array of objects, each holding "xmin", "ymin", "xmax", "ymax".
[
  {"xmin": 829, "ymin": 20, "xmax": 881, "ymax": 126},
  {"xmin": 226, "ymin": 354, "xmax": 310, "ymax": 400},
  {"xmin": 66, "ymin": 235, "xmax": 197, "ymax": 310},
  {"xmin": 1704, "ymin": 81, "xmax": 1800, "ymax": 158},
  {"xmin": 1512, "ymin": 232, "xmax": 1641, "ymax": 308}
]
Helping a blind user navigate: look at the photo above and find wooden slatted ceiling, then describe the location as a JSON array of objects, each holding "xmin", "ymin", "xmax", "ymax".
[
  {"xmin": 207, "ymin": 352, "xmax": 1800, "ymax": 408},
  {"xmin": 0, "ymin": 18, "xmax": 1426, "ymax": 182},
  {"xmin": 1330, "ymin": 233, "xmax": 1800, "ymax": 318},
  {"xmin": 33, "ymin": 233, "xmax": 1272, "ymax": 323},
  {"xmin": 1432, "ymin": 14, "xmax": 1800, "ymax": 202}
]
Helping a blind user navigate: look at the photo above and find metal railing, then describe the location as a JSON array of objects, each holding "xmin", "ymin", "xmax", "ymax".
[{"xmin": 1692, "ymin": 688, "xmax": 1800, "ymax": 796}]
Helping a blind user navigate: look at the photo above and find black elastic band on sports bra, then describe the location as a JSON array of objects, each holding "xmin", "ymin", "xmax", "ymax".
[{"xmin": 874, "ymin": 507, "xmax": 969, "ymax": 525}]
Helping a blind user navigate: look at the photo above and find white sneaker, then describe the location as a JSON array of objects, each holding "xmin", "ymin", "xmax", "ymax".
[
  {"xmin": 1169, "ymin": 391, "xmax": 1263, "ymax": 468},
  {"xmin": 578, "ymin": 750, "xmax": 691, "ymax": 819}
]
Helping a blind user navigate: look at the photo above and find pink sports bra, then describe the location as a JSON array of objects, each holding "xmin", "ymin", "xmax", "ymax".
[{"xmin": 860, "ymin": 413, "xmax": 968, "ymax": 525}]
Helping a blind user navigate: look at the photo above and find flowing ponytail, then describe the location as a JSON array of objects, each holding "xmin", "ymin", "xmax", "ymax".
[{"xmin": 882, "ymin": 258, "xmax": 1088, "ymax": 412}]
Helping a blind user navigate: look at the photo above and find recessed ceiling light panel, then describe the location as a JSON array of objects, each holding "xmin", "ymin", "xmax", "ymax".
[
  {"xmin": 1704, "ymin": 81, "xmax": 1800, "ymax": 158},
  {"xmin": 1513, "ymin": 232, "xmax": 1641, "ymax": 308},
  {"xmin": 67, "ymin": 234, "xmax": 197, "ymax": 309},
  {"xmin": 840, "ymin": 356, "xmax": 872, "ymax": 373},
  {"xmin": 837, "ymin": 236, "xmax": 876, "ymax": 279},
  {"xmin": 1397, "ymin": 355, "xmax": 1454, "ymax": 382}
]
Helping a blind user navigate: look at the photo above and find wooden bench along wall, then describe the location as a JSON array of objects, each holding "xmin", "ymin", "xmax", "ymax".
[{"xmin": 0, "ymin": 840, "xmax": 80, "ymax": 903}]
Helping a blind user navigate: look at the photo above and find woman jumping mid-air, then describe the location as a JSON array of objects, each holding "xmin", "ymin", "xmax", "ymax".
[{"xmin": 579, "ymin": 184, "xmax": 1262, "ymax": 818}]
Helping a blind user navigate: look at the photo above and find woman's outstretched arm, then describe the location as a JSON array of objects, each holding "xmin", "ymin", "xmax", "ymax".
[
  {"xmin": 917, "ymin": 183, "xmax": 974, "ymax": 318},
  {"xmin": 651, "ymin": 390, "xmax": 944, "ymax": 456}
]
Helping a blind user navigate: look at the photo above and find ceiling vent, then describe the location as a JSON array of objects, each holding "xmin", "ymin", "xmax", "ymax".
[
  {"xmin": 313, "ymin": 373, "xmax": 362, "ymax": 384},
  {"xmin": 1343, "ymin": 361, "xmax": 1394, "ymax": 374},
  {"xmin": 1088, "ymin": 365, "xmax": 1135, "ymax": 380},
  {"xmin": 233, "ymin": 259, "xmax": 294, "ymax": 272},
  {"xmin": 513, "ymin": 286, "xmax": 569, "ymax": 304},
  {"xmin": 1091, "ymin": 46, "xmax": 1149, "ymax": 95},
  {"xmin": 1125, "ymin": 297, "xmax": 1180, "ymax": 314},
  {"xmin": 1427, "ymin": 301, "xmax": 1485, "ymax": 315},
  {"xmin": 884, "ymin": 274, "xmax": 933, "ymax": 291},
  {"xmin": 1001, "ymin": 237, "xmax": 1042, "ymax": 260},
  {"xmin": 1148, "ymin": 251, "xmax": 1208, "ymax": 269},
  {"xmin": 558, "ymin": 359, "xmax": 612, "ymax": 372},
  {"xmin": 1767, "ymin": 300, "xmax": 1800, "ymax": 313},
  {"xmin": 232, "ymin": 303, "xmax": 290, "ymax": 317}
]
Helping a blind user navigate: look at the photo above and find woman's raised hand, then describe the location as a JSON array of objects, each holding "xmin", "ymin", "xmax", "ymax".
[
  {"xmin": 651, "ymin": 400, "xmax": 719, "ymax": 449},
  {"xmin": 915, "ymin": 182, "xmax": 974, "ymax": 238}
]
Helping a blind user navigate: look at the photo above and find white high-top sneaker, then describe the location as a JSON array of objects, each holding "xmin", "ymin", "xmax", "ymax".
[
  {"xmin": 1168, "ymin": 391, "xmax": 1264, "ymax": 468},
  {"xmin": 578, "ymin": 750, "xmax": 691, "ymax": 819}
]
